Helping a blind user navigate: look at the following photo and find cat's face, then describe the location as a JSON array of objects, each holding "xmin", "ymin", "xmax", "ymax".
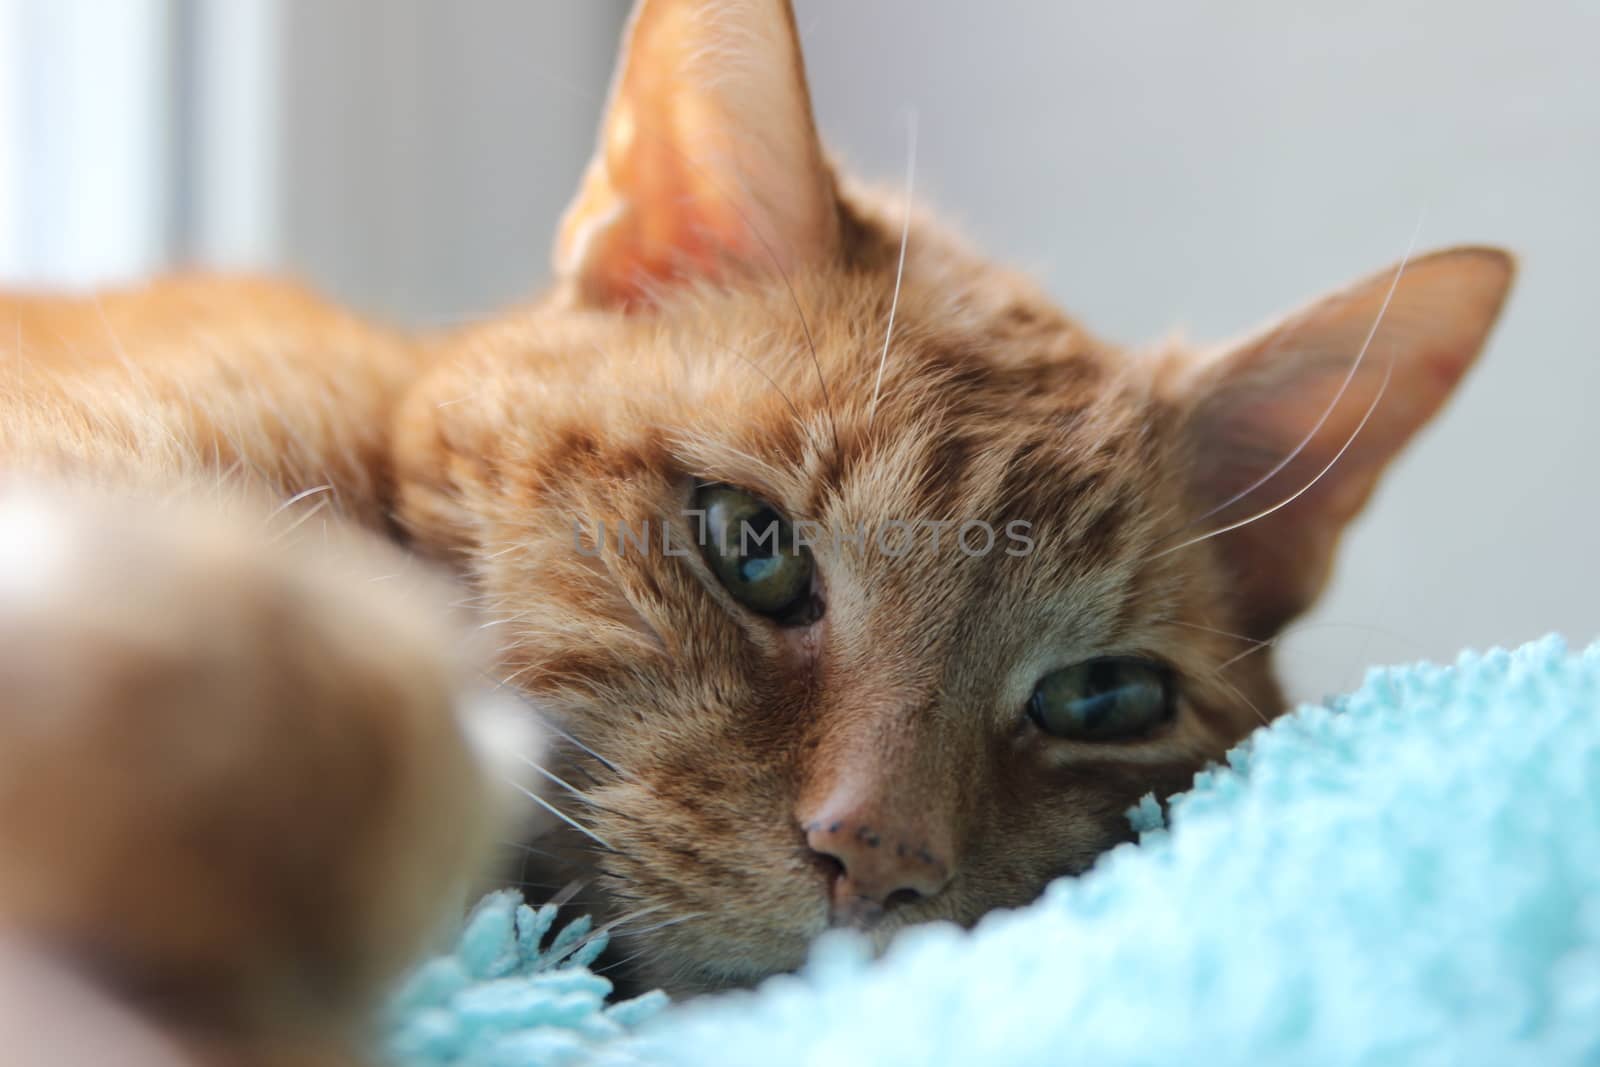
[{"xmin": 393, "ymin": 0, "xmax": 1511, "ymax": 992}]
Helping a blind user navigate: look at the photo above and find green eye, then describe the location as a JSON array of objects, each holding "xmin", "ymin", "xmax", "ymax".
[
  {"xmin": 1027, "ymin": 658, "xmax": 1173, "ymax": 741},
  {"xmin": 693, "ymin": 484, "xmax": 817, "ymax": 621}
]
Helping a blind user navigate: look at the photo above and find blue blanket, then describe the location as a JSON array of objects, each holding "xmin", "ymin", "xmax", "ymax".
[{"xmin": 384, "ymin": 635, "xmax": 1600, "ymax": 1066}]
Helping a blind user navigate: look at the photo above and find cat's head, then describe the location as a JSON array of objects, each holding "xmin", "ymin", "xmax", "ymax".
[{"xmin": 393, "ymin": 0, "xmax": 1511, "ymax": 992}]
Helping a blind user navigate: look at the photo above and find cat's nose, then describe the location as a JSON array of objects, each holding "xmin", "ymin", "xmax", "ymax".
[{"xmin": 800, "ymin": 791, "xmax": 953, "ymax": 923}]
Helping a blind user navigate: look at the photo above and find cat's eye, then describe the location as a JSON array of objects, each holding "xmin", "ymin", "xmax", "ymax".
[
  {"xmin": 693, "ymin": 484, "xmax": 817, "ymax": 623},
  {"xmin": 1027, "ymin": 658, "xmax": 1174, "ymax": 741}
]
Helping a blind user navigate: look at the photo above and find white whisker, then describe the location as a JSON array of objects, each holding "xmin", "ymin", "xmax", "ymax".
[
  {"xmin": 594, "ymin": 913, "xmax": 708, "ymax": 975},
  {"xmin": 1216, "ymin": 637, "xmax": 1275, "ymax": 670},
  {"xmin": 547, "ymin": 878, "xmax": 589, "ymax": 909},
  {"xmin": 868, "ymin": 110, "xmax": 918, "ymax": 428},
  {"xmin": 1170, "ymin": 211, "xmax": 1424, "ymax": 539},
  {"xmin": 1168, "ymin": 618, "xmax": 1258, "ymax": 644},
  {"xmin": 514, "ymin": 751, "xmax": 599, "ymax": 806},
  {"xmin": 1151, "ymin": 214, "xmax": 1424, "ymax": 563},
  {"xmin": 506, "ymin": 778, "xmax": 614, "ymax": 852},
  {"xmin": 481, "ymin": 670, "xmax": 640, "ymax": 784},
  {"xmin": 498, "ymin": 839, "xmax": 562, "ymax": 861},
  {"xmin": 591, "ymin": 902, "xmax": 669, "ymax": 938},
  {"xmin": 1208, "ymin": 669, "xmax": 1272, "ymax": 727},
  {"xmin": 612, "ymin": 910, "xmax": 703, "ymax": 939},
  {"xmin": 269, "ymin": 484, "xmax": 333, "ymax": 519},
  {"xmin": 268, "ymin": 497, "xmax": 330, "ymax": 541},
  {"xmin": 1152, "ymin": 346, "xmax": 1396, "ymax": 562}
]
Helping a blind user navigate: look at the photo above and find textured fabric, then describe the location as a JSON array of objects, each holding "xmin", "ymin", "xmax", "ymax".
[
  {"xmin": 383, "ymin": 891, "xmax": 668, "ymax": 1067},
  {"xmin": 385, "ymin": 636, "xmax": 1600, "ymax": 1066}
]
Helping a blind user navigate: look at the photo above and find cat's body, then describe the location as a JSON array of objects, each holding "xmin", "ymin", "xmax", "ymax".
[{"xmin": 0, "ymin": 0, "xmax": 1512, "ymax": 1061}]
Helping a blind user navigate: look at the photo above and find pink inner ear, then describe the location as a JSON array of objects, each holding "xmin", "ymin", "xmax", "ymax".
[
  {"xmin": 1178, "ymin": 247, "xmax": 1514, "ymax": 634},
  {"xmin": 554, "ymin": 0, "xmax": 839, "ymax": 310},
  {"xmin": 560, "ymin": 139, "xmax": 751, "ymax": 311},
  {"xmin": 1219, "ymin": 365, "xmax": 1397, "ymax": 525}
]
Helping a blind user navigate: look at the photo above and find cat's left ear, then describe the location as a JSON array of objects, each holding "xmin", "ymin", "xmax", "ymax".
[
  {"xmin": 554, "ymin": 0, "xmax": 839, "ymax": 309},
  {"xmin": 1173, "ymin": 247, "xmax": 1514, "ymax": 636}
]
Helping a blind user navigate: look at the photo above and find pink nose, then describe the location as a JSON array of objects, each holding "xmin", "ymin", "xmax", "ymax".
[{"xmin": 801, "ymin": 800, "xmax": 953, "ymax": 923}]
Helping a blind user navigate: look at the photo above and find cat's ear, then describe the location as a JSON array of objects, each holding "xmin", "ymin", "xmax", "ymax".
[
  {"xmin": 554, "ymin": 0, "xmax": 839, "ymax": 309},
  {"xmin": 1174, "ymin": 247, "xmax": 1513, "ymax": 636}
]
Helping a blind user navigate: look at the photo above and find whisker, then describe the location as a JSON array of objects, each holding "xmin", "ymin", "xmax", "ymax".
[
  {"xmin": 540, "ymin": 878, "xmax": 591, "ymax": 912},
  {"xmin": 561, "ymin": 759, "xmax": 607, "ymax": 790},
  {"xmin": 772, "ymin": 266, "xmax": 837, "ymax": 456},
  {"xmin": 1151, "ymin": 298, "xmax": 1400, "ymax": 562},
  {"xmin": 268, "ymin": 484, "xmax": 334, "ymax": 519},
  {"xmin": 1173, "ymin": 213, "xmax": 1425, "ymax": 537},
  {"xmin": 610, "ymin": 910, "xmax": 703, "ymax": 939},
  {"xmin": 477, "ymin": 672, "xmax": 652, "ymax": 794},
  {"xmin": 715, "ymin": 339, "xmax": 814, "ymax": 446},
  {"xmin": 545, "ymin": 904, "xmax": 673, "ymax": 969},
  {"xmin": 503, "ymin": 878, "xmax": 570, "ymax": 893},
  {"xmin": 553, "ymin": 730, "xmax": 644, "ymax": 787},
  {"xmin": 1216, "ymin": 637, "xmax": 1275, "ymax": 671},
  {"xmin": 498, "ymin": 840, "xmax": 563, "ymax": 861},
  {"xmin": 868, "ymin": 110, "xmax": 918, "ymax": 427},
  {"xmin": 492, "ymin": 662, "xmax": 542, "ymax": 690},
  {"xmin": 268, "ymin": 496, "xmax": 330, "ymax": 541},
  {"xmin": 505, "ymin": 779, "xmax": 615, "ymax": 852},
  {"xmin": 1168, "ymin": 618, "xmax": 1259, "ymax": 644},
  {"xmin": 590, "ymin": 903, "xmax": 669, "ymax": 938},
  {"xmin": 514, "ymin": 752, "xmax": 589, "ymax": 800},
  {"xmin": 481, "ymin": 674, "xmax": 639, "ymax": 784},
  {"xmin": 513, "ymin": 752, "xmax": 629, "ymax": 817},
  {"xmin": 593, "ymin": 914, "xmax": 708, "ymax": 975},
  {"xmin": 1208, "ymin": 670, "xmax": 1272, "ymax": 728},
  {"xmin": 1215, "ymin": 619, "xmax": 1430, "ymax": 672}
]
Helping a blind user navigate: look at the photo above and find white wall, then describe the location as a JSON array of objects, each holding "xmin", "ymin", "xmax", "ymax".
[
  {"xmin": 185, "ymin": 0, "xmax": 283, "ymax": 270},
  {"xmin": 274, "ymin": 1, "xmax": 627, "ymax": 322}
]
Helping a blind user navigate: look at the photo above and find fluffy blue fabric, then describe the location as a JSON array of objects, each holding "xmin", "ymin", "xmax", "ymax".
[
  {"xmin": 382, "ymin": 892, "xmax": 669, "ymax": 1066},
  {"xmin": 384, "ymin": 636, "xmax": 1600, "ymax": 1066}
]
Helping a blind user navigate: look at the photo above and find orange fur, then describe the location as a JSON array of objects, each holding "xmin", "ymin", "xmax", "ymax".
[
  {"xmin": 0, "ymin": 0, "xmax": 1513, "ymax": 1055},
  {"xmin": 1, "ymin": 275, "xmax": 416, "ymax": 528}
]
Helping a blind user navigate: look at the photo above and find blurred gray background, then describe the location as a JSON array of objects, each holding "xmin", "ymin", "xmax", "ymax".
[{"xmin": 2, "ymin": 0, "xmax": 1594, "ymax": 702}]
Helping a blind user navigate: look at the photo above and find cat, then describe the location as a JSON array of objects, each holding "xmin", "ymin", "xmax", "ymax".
[{"xmin": 0, "ymin": 0, "xmax": 1512, "ymax": 1060}]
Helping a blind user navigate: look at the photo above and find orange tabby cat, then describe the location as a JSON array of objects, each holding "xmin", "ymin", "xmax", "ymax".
[{"xmin": 0, "ymin": 0, "xmax": 1512, "ymax": 1059}]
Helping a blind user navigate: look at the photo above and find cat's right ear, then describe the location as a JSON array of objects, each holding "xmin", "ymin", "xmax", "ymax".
[{"xmin": 554, "ymin": 0, "xmax": 839, "ymax": 310}]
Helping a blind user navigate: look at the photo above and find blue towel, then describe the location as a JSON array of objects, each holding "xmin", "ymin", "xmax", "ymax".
[{"xmin": 384, "ymin": 635, "xmax": 1600, "ymax": 1066}]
